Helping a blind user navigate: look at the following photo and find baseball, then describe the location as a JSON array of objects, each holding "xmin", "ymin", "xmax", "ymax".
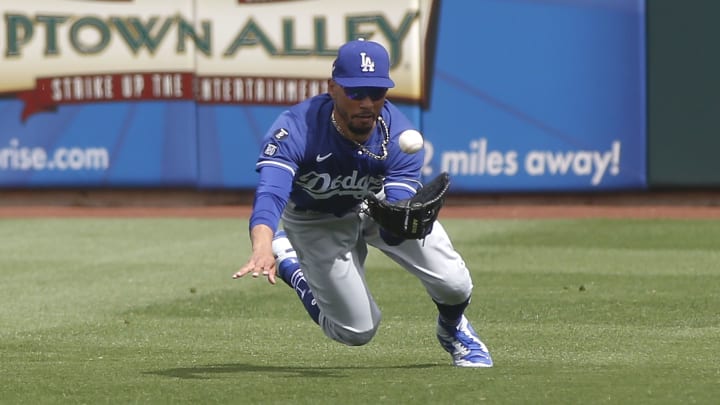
[{"xmin": 398, "ymin": 130, "xmax": 424, "ymax": 154}]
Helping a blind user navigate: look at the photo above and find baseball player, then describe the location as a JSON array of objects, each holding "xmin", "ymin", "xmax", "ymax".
[{"xmin": 233, "ymin": 39, "xmax": 492, "ymax": 368}]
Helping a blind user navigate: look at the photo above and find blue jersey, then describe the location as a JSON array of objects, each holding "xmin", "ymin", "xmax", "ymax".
[{"xmin": 255, "ymin": 94, "xmax": 423, "ymax": 218}]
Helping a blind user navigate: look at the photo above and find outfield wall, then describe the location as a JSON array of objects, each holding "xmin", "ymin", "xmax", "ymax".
[
  {"xmin": 0, "ymin": 0, "xmax": 675, "ymax": 193},
  {"xmin": 646, "ymin": 0, "xmax": 720, "ymax": 188}
]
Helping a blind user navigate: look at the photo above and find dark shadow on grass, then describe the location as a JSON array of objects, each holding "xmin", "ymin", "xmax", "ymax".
[{"xmin": 145, "ymin": 363, "xmax": 440, "ymax": 380}]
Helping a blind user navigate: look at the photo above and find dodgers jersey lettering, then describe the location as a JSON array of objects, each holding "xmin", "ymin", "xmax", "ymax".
[{"xmin": 256, "ymin": 94, "xmax": 423, "ymax": 215}]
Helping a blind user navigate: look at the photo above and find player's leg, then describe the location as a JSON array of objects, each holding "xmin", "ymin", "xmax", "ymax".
[
  {"xmin": 272, "ymin": 230, "xmax": 320, "ymax": 323},
  {"xmin": 279, "ymin": 210, "xmax": 381, "ymax": 346},
  {"xmin": 364, "ymin": 217, "xmax": 493, "ymax": 367}
]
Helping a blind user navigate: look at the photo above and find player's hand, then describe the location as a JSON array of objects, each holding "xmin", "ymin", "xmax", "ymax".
[{"xmin": 232, "ymin": 249, "xmax": 278, "ymax": 285}]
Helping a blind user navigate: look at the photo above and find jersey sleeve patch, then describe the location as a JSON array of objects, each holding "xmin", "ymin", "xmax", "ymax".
[
  {"xmin": 263, "ymin": 143, "xmax": 279, "ymax": 156},
  {"xmin": 273, "ymin": 128, "xmax": 290, "ymax": 141}
]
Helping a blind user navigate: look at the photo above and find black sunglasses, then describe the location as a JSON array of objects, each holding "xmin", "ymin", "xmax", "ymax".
[{"xmin": 342, "ymin": 86, "xmax": 388, "ymax": 101}]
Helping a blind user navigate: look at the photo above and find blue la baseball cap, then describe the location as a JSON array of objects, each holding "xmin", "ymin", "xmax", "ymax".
[{"xmin": 332, "ymin": 39, "xmax": 395, "ymax": 88}]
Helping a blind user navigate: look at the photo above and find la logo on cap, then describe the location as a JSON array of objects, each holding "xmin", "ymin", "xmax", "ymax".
[{"xmin": 360, "ymin": 52, "xmax": 375, "ymax": 73}]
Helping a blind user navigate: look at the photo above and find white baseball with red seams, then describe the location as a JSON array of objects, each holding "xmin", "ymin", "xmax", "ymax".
[{"xmin": 398, "ymin": 130, "xmax": 424, "ymax": 154}]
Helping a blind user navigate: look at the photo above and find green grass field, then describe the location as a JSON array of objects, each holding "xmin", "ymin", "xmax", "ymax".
[{"xmin": 1, "ymin": 217, "xmax": 719, "ymax": 404}]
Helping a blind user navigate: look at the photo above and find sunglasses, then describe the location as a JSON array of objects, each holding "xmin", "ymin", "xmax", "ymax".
[{"xmin": 342, "ymin": 86, "xmax": 388, "ymax": 101}]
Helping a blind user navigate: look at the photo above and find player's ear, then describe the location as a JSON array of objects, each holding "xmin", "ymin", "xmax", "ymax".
[{"xmin": 328, "ymin": 79, "xmax": 337, "ymax": 101}]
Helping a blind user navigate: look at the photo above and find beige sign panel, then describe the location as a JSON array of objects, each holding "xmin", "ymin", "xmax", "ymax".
[{"xmin": 1, "ymin": 0, "xmax": 437, "ymax": 110}]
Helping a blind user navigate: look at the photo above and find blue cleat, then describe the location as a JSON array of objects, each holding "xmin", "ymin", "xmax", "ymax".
[{"xmin": 436, "ymin": 315, "xmax": 493, "ymax": 368}]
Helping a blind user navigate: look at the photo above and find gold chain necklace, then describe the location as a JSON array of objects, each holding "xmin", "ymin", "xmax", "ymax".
[{"xmin": 331, "ymin": 111, "xmax": 389, "ymax": 161}]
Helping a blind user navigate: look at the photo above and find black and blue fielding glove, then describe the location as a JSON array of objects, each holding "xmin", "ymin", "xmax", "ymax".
[{"xmin": 363, "ymin": 172, "xmax": 450, "ymax": 240}]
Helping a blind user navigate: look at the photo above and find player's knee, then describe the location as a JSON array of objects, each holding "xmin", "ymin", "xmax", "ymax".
[
  {"xmin": 433, "ymin": 276, "xmax": 473, "ymax": 304},
  {"xmin": 324, "ymin": 321, "xmax": 379, "ymax": 346},
  {"xmin": 335, "ymin": 327, "xmax": 377, "ymax": 346}
]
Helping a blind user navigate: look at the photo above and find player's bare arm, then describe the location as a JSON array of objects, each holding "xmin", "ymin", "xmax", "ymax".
[{"xmin": 233, "ymin": 224, "xmax": 278, "ymax": 284}]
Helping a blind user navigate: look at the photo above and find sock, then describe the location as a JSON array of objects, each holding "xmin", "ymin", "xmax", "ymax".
[
  {"xmin": 434, "ymin": 298, "xmax": 470, "ymax": 329},
  {"xmin": 277, "ymin": 259, "xmax": 320, "ymax": 324}
]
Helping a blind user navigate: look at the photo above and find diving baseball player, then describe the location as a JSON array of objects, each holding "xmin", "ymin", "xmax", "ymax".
[{"xmin": 233, "ymin": 39, "xmax": 493, "ymax": 368}]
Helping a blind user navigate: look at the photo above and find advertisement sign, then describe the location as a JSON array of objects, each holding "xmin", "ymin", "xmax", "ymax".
[
  {"xmin": 0, "ymin": 0, "xmax": 646, "ymax": 192},
  {"xmin": 420, "ymin": 0, "xmax": 646, "ymax": 191},
  {"xmin": 0, "ymin": 0, "xmax": 198, "ymax": 186}
]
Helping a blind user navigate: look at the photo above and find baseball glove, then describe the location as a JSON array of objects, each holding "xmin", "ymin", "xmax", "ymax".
[{"xmin": 363, "ymin": 172, "xmax": 450, "ymax": 239}]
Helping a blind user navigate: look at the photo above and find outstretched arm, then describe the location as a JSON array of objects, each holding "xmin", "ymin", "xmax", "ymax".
[
  {"xmin": 233, "ymin": 224, "xmax": 277, "ymax": 284},
  {"xmin": 232, "ymin": 165, "xmax": 293, "ymax": 284}
]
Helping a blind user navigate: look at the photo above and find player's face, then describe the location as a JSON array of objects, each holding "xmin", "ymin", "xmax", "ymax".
[{"xmin": 329, "ymin": 80, "xmax": 387, "ymax": 140}]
